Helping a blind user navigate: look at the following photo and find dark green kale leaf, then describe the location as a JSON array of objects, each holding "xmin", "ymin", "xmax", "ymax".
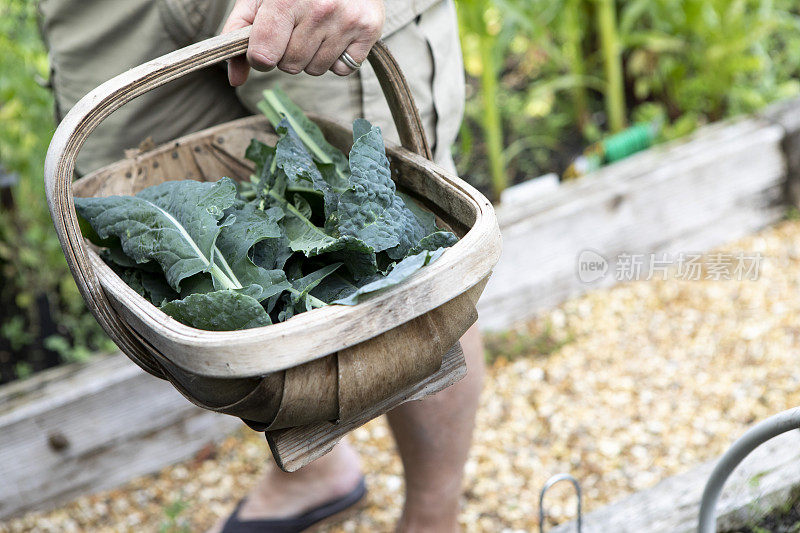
[
  {"xmin": 274, "ymin": 120, "xmax": 345, "ymax": 219},
  {"xmin": 115, "ymin": 267, "xmax": 178, "ymax": 306},
  {"xmin": 336, "ymin": 120, "xmax": 447, "ymax": 261},
  {"xmin": 100, "ymin": 247, "xmax": 161, "ymax": 273},
  {"xmin": 277, "ymin": 263, "xmax": 342, "ymax": 321},
  {"xmin": 77, "ymin": 92, "xmax": 459, "ymax": 332},
  {"xmin": 213, "ymin": 202, "xmax": 291, "ymax": 301},
  {"xmin": 258, "ymin": 88, "xmax": 350, "ymax": 183},
  {"xmin": 251, "ymin": 138, "xmax": 378, "ymax": 278},
  {"xmin": 332, "ymin": 248, "xmax": 447, "ymax": 305},
  {"xmin": 251, "ymin": 233, "xmax": 294, "ymax": 273},
  {"xmin": 160, "ymin": 288, "xmax": 272, "ymax": 331},
  {"xmin": 309, "ymin": 271, "xmax": 361, "ymax": 303},
  {"xmin": 75, "ymin": 178, "xmax": 239, "ymax": 292},
  {"xmin": 410, "ymin": 231, "xmax": 459, "ymax": 254},
  {"xmin": 245, "ymin": 139, "xmax": 277, "ymax": 185}
]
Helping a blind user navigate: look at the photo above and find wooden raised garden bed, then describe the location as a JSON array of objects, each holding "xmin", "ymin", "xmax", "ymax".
[{"xmin": 5, "ymin": 97, "xmax": 800, "ymax": 520}]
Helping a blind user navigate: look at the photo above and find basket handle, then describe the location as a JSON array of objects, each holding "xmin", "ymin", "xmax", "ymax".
[{"xmin": 44, "ymin": 26, "xmax": 433, "ymax": 373}]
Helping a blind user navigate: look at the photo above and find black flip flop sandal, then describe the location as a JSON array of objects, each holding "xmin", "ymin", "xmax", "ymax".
[{"xmin": 220, "ymin": 477, "xmax": 367, "ymax": 533}]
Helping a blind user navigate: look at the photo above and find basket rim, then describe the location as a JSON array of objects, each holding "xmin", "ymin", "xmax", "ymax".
[{"xmin": 75, "ymin": 115, "xmax": 502, "ymax": 378}]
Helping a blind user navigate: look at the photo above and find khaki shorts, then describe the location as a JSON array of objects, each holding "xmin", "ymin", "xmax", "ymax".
[{"xmin": 39, "ymin": 0, "xmax": 465, "ymax": 176}]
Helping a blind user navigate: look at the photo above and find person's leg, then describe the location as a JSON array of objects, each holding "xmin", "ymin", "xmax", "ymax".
[
  {"xmin": 236, "ymin": 442, "xmax": 363, "ymax": 520},
  {"xmin": 207, "ymin": 0, "xmax": 476, "ymax": 529},
  {"xmin": 208, "ymin": 326, "xmax": 483, "ymax": 533},
  {"xmin": 207, "ymin": 440, "xmax": 363, "ymax": 533},
  {"xmin": 387, "ymin": 325, "xmax": 484, "ymax": 533}
]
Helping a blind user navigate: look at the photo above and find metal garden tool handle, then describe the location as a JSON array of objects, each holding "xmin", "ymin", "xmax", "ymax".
[
  {"xmin": 539, "ymin": 473, "xmax": 582, "ymax": 533},
  {"xmin": 698, "ymin": 406, "xmax": 800, "ymax": 532}
]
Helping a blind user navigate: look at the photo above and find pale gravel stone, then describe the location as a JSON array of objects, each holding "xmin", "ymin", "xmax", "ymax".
[{"xmin": 5, "ymin": 220, "xmax": 800, "ymax": 531}]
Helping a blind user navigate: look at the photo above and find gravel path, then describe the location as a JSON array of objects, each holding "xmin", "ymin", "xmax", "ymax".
[{"xmin": 5, "ymin": 219, "xmax": 800, "ymax": 532}]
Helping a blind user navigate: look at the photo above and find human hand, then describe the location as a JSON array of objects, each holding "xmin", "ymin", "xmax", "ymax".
[{"xmin": 222, "ymin": 0, "xmax": 385, "ymax": 86}]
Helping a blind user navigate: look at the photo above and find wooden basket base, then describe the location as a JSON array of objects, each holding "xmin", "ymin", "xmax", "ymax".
[{"xmin": 265, "ymin": 342, "xmax": 467, "ymax": 472}]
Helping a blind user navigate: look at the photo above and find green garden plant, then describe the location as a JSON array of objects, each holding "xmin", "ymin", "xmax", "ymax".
[
  {"xmin": 458, "ymin": 0, "xmax": 508, "ymax": 200},
  {"xmin": 562, "ymin": 0, "xmax": 591, "ymax": 129},
  {"xmin": 595, "ymin": 0, "xmax": 626, "ymax": 132},
  {"xmin": 455, "ymin": 0, "xmax": 800, "ymax": 193},
  {"xmin": 4, "ymin": 0, "xmax": 800, "ymax": 380},
  {"xmin": 618, "ymin": 0, "xmax": 800, "ymax": 124}
]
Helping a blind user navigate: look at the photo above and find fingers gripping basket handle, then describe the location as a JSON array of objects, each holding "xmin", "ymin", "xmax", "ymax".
[{"xmin": 44, "ymin": 27, "xmax": 433, "ymax": 376}]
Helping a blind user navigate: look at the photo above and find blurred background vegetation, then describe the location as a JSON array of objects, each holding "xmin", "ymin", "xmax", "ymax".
[
  {"xmin": 2, "ymin": 0, "xmax": 800, "ymax": 382},
  {"xmin": 0, "ymin": 0, "xmax": 115, "ymax": 384},
  {"xmin": 457, "ymin": 0, "xmax": 800, "ymax": 197}
]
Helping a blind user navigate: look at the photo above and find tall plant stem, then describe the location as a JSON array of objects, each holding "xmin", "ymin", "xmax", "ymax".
[
  {"xmin": 595, "ymin": 0, "xmax": 626, "ymax": 132},
  {"xmin": 563, "ymin": 0, "xmax": 589, "ymax": 131},
  {"xmin": 478, "ymin": 33, "xmax": 507, "ymax": 200}
]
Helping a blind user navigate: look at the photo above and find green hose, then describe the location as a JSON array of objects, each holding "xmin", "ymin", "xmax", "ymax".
[
  {"xmin": 602, "ymin": 123, "xmax": 658, "ymax": 163},
  {"xmin": 564, "ymin": 122, "xmax": 660, "ymax": 179}
]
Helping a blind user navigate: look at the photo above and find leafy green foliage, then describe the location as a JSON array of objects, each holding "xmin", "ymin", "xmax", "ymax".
[
  {"xmin": 161, "ymin": 290, "xmax": 272, "ymax": 331},
  {"xmin": 620, "ymin": 0, "xmax": 800, "ymax": 121},
  {"xmin": 458, "ymin": 0, "xmax": 508, "ymax": 199},
  {"xmin": 331, "ymin": 248, "xmax": 446, "ymax": 305},
  {"xmin": 77, "ymin": 179, "xmax": 239, "ymax": 291},
  {"xmin": 75, "ymin": 179, "xmax": 292, "ymax": 305},
  {"xmin": 76, "ymin": 90, "xmax": 458, "ymax": 331},
  {"xmin": 455, "ymin": 0, "xmax": 800, "ymax": 193},
  {"xmin": 257, "ymin": 88, "xmax": 350, "ymax": 183},
  {"xmin": 338, "ymin": 120, "xmax": 438, "ymax": 261},
  {"xmin": 10, "ymin": 0, "xmax": 795, "ymax": 377}
]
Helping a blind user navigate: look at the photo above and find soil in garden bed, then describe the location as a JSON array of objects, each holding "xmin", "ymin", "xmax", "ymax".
[
  {"xmin": 0, "ymin": 293, "xmax": 64, "ymax": 385},
  {"xmin": 725, "ymin": 490, "xmax": 800, "ymax": 533},
  {"xmin": 454, "ymin": 118, "xmax": 585, "ymax": 200},
  {"xmin": 730, "ymin": 508, "xmax": 800, "ymax": 532}
]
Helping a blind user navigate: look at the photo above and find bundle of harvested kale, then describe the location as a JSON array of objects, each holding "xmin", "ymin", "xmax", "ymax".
[{"xmin": 74, "ymin": 89, "xmax": 457, "ymax": 331}]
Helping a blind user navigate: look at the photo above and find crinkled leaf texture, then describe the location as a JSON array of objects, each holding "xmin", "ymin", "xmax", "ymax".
[
  {"xmin": 75, "ymin": 178, "xmax": 289, "ymax": 302},
  {"xmin": 76, "ymin": 92, "xmax": 459, "ymax": 332},
  {"xmin": 410, "ymin": 231, "xmax": 459, "ymax": 254},
  {"xmin": 76, "ymin": 179, "xmax": 288, "ymax": 330},
  {"xmin": 253, "ymin": 135, "xmax": 378, "ymax": 278},
  {"xmin": 160, "ymin": 289, "xmax": 272, "ymax": 331},
  {"xmin": 258, "ymin": 88, "xmax": 350, "ymax": 183},
  {"xmin": 337, "ymin": 120, "xmax": 440, "ymax": 260},
  {"xmin": 253, "ymin": 117, "xmax": 456, "ymax": 280},
  {"xmin": 333, "ymin": 248, "xmax": 447, "ymax": 305},
  {"xmin": 75, "ymin": 178, "xmax": 238, "ymax": 292},
  {"xmin": 213, "ymin": 202, "xmax": 291, "ymax": 301},
  {"xmin": 275, "ymin": 120, "xmax": 343, "ymax": 219}
]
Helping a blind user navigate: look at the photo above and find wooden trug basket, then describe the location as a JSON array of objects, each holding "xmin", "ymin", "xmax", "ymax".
[{"xmin": 45, "ymin": 28, "xmax": 501, "ymax": 471}]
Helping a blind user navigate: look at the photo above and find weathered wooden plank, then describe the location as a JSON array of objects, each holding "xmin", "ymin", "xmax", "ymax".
[
  {"xmin": 763, "ymin": 97, "xmax": 800, "ymax": 207},
  {"xmin": 0, "ymin": 354, "xmax": 240, "ymax": 519},
  {"xmin": 478, "ymin": 117, "xmax": 787, "ymax": 330},
  {"xmin": 550, "ymin": 428, "xmax": 800, "ymax": 533}
]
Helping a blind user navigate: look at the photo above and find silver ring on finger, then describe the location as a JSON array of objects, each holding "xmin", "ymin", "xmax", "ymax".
[{"xmin": 340, "ymin": 51, "xmax": 361, "ymax": 70}]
